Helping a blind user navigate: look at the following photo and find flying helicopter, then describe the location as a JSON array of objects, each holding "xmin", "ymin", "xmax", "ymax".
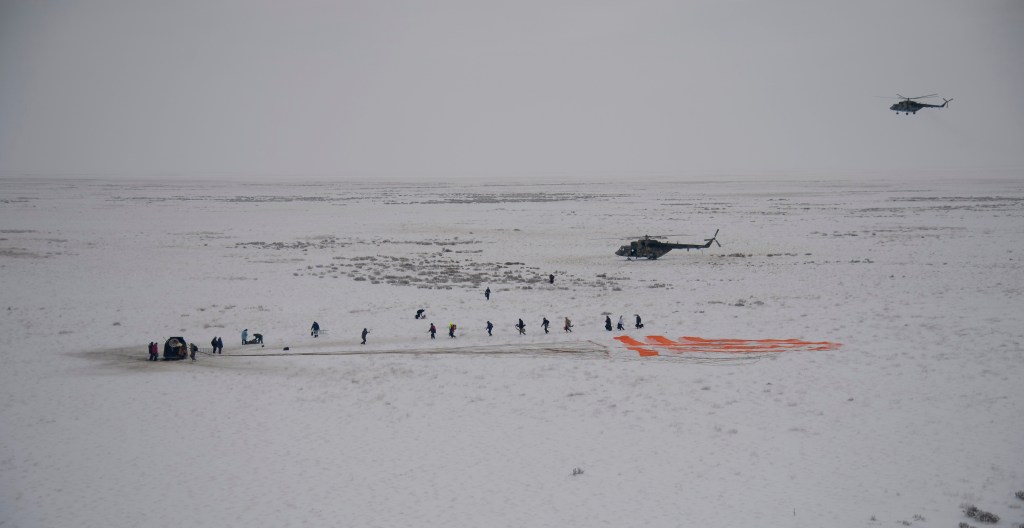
[
  {"xmin": 888, "ymin": 94, "xmax": 952, "ymax": 115},
  {"xmin": 615, "ymin": 230, "xmax": 721, "ymax": 260}
]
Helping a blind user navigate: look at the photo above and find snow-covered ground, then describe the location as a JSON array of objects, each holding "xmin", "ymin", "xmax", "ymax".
[{"xmin": 1, "ymin": 176, "xmax": 1022, "ymax": 527}]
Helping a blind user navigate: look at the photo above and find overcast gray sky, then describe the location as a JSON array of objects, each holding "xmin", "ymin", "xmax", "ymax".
[{"xmin": 1, "ymin": 0, "xmax": 1022, "ymax": 180}]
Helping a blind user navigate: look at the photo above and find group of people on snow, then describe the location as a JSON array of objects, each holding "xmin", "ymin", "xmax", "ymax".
[
  {"xmin": 150, "ymin": 275, "xmax": 645, "ymax": 360},
  {"xmin": 304, "ymin": 282, "xmax": 634, "ymax": 343},
  {"xmin": 147, "ymin": 337, "xmax": 200, "ymax": 362},
  {"xmin": 241, "ymin": 329, "xmax": 264, "ymax": 345},
  {"xmin": 603, "ymin": 314, "xmax": 642, "ymax": 331}
]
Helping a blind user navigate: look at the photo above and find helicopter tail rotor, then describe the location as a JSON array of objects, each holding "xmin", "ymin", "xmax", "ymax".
[{"xmin": 704, "ymin": 229, "xmax": 721, "ymax": 247}]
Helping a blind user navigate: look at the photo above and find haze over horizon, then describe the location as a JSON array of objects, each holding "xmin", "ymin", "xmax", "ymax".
[{"xmin": 1, "ymin": 0, "xmax": 1022, "ymax": 181}]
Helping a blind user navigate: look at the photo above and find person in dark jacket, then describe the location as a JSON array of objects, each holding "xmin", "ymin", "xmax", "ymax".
[
  {"xmin": 253, "ymin": 333, "xmax": 263, "ymax": 344},
  {"xmin": 486, "ymin": 321, "xmax": 493, "ymax": 336},
  {"xmin": 189, "ymin": 343, "xmax": 198, "ymax": 362},
  {"xmin": 484, "ymin": 287, "xmax": 491, "ymax": 300},
  {"xmin": 311, "ymin": 321, "xmax": 320, "ymax": 337},
  {"xmin": 635, "ymin": 314, "xmax": 644, "ymax": 329},
  {"xmin": 516, "ymin": 319, "xmax": 526, "ymax": 335},
  {"xmin": 549, "ymin": 274, "xmax": 555, "ymax": 284},
  {"xmin": 542, "ymin": 317, "xmax": 550, "ymax": 334},
  {"xmin": 215, "ymin": 336, "xmax": 223, "ymax": 354},
  {"xmin": 415, "ymin": 309, "xmax": 425, "ymax": 319},
  {"xmin": 605, "ymin": 315, "xmax": 613, "ymax": 331},
  {"xmin": 564, "ymin": 317, "xmax": 573, "ymax": 332},
  {"xmin": 361, "ymin": 328, "xmax": 369, "ymax": 345}
]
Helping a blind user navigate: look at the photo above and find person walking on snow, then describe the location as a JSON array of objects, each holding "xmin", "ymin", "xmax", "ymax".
[
  {"xmin": 542, "ymin": 317, "xmax": 550, "ymax": 334},
  {"xmin": 486, "ymin": 321, "xmax": 493, "ymax": 336},
  {"xmin": 311, "ymin": 321, "xmax": 320, "ymax": 337},
  {"xmin": 564, "ymin": 317, "xmax": 573, "ymax": 332},
  {"xmin": 361, "ymin": 328, "xmax": 369, "ymax": 345},
  {"xmin": 635, "ymin": 314, "xmax": 644, "ymax": 329},
  {"xmin": 449, "ymin": 323, "xmax": 457, "ymax": 338},
  {"xmin": 516, "ymin": 318, "xmax": 526, "ymax": 335},
  {"xmin": 617, "ymin": 315, "xmax": 625, "ymax": 331},
  {"xmin": 429, "ymin": 323, "xmax": 437, "ymax": 339},
  {"xmin": 241, "ymin": 328, "xmax": 248, "ymax": 344},
  {"xmin": 549, "ymin": 273, "xmax": 555, "ymax": 284},
  {"xmin": 484, "ymin": 287, "xmax": 491, "ymax": 300},
  {"xmin": 605, "ymin": 315, "xmax": 613, "ymax": 331},
  {"xmin": 216, "ymin": 337, "xmax": 223, "ymax": 354}
]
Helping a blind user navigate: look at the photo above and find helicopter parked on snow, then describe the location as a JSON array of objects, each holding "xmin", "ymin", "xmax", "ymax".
[
  {"xmin": 615, "ymin": 230, "xmax": 721, "ymax": 260},
  {"xmin": 888, "ymin": 94, "xmax": 952, "ymax": 115}
]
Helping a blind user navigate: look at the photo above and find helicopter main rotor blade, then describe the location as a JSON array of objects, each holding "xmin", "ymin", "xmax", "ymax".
[
  {"xmin": 597, "ymin": 233, "xmax": 693, "ymax": 240},
  {"xmin": 898, "ymin": 93, "xmax": 939, "ymax": 100}
]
